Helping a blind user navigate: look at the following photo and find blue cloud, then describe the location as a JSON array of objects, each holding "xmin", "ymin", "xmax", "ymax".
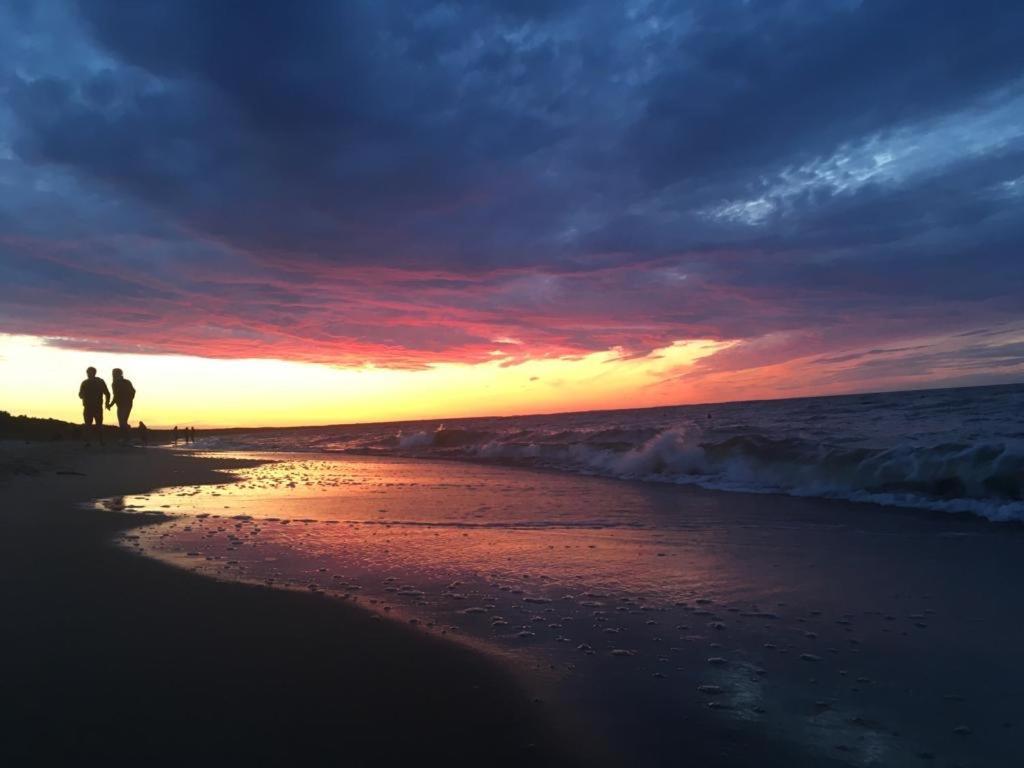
[{"xmin": 0, "ymin": 0, "xmax": 1022, "ymax": 386}]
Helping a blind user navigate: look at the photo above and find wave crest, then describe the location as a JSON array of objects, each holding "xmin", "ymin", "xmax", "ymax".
[
  {"xmin": 195, "ymin": 384, "xmax": 1024, "ymax": 523},
  {"xmin": 382, "ymin": 425, "xmax": 1024, "ymax": 521}
]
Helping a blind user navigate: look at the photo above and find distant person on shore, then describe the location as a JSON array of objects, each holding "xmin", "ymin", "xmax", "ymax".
[
  {"xmin": 173, "ymin": 426, "xmax": 179, "ymax": 445},
  {"xmin": 108, "ymin": 368, "xmax": 136, "ymax": 439},
  {"xmin": 78, "ymin": 366, "xmax": 110, "ymax": 446},
  {"xmin": 138, "ymin": 421, "xmax": 149, "ymax": 445}
]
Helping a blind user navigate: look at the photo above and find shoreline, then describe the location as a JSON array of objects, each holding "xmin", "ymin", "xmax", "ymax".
[
  {"xmin": 0, "ymin": 442, "xmax": 588, "ymax": 766},
  {"xmin": 8, "ymin": 441, "xmax": 1024, "ymax": 766},
  {"xmin": 159, "ymin": 443, "xmax": 1024, "ymax": 531},
  {"xmin": 100, "ymin": 447, "xmax": 1024, "ymax": 767}
]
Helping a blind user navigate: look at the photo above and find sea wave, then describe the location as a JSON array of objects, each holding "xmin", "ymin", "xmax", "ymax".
[
  {"xmin": 201, "ymin": 421, "xmax": 1024, "ymax": 522},
  {"xmin": 366, "ymin": 425, "xmax": 1023, "ymax": 521},
  {"xmin": 196, "ymin": 384, "xmax": 1024, "ymax": 523}
]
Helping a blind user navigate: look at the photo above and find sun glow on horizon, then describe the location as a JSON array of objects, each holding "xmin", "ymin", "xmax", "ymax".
[{"xmin": 0, "ymin": 334, "xmax": 732, "ymax": 428}]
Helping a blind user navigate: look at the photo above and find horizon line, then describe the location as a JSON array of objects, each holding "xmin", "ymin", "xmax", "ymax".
[{"xmin": 9, "ymin": 378, "xmax": 1017, "ymax": 433}]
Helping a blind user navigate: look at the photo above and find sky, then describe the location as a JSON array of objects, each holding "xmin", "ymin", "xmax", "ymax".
[{"xmin": 2, "ymin": 0, "xmax": 1023, "ymax": 427}]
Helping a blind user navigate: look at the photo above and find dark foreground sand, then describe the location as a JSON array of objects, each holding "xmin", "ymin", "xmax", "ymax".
[
  {"xmin": 0, "ymin": 443, "xmax": 586, "ymax": 767},
  {"xmin": 8, "ymin": 443, "xmax": 1022, "ymax": 767}
]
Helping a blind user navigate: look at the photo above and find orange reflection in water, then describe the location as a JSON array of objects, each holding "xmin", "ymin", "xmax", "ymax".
[
  {"xmin": 103, "ymin": 454, "xmax": 1024, "ymax": 767},
  {"xmin": 119, "ymin": 454, "xmax": 750, "ymax": 604}
]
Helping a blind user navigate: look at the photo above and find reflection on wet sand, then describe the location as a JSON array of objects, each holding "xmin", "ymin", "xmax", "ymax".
[{"xmin": 102, "ymin": 454, "xmax": 1024, "ymax": 767}]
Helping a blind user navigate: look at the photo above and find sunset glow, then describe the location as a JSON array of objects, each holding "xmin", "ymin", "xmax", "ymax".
[
  {"xmin": 5, "ymin": 320, "xmax": 1024, "ymax": 427},
  {"xmin": 2, "ymin": 1, "xmax": 1023, "ymax": 426},
  {"xmin": 1, "ymin": 333, "xmax": 735, "ymax": 427},
  {"xmin": 4, "ymin": 5, "xmax": 1024, "ymax": 768}
]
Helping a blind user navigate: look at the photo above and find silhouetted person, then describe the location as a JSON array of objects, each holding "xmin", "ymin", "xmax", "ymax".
[
  {"xmin": 138, "ymin": 421, "xmax": 149, "ymax": 445},
  {"xmin": 78, "ymin": 366, "xmax": 110, "ymax": 446},
  {"xmin": 108, "ymin": 368, "xmax": 136, "ymax": 439},
  {"xmin": 173, "ymin": 426, "xmax": 179, "ymax": 445},
  {"xmin": 189, "ymin": 427, "xmax": 196, "ymax": 444}
]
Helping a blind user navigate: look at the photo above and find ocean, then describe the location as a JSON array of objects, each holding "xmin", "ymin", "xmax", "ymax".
[
  {"xmin": 199, "ymin": 382, "xmax": 1024, "ymax": 522},
  {"xmin": 103, "ymin": 382, "xmax": 1024, "ymax": 765}
]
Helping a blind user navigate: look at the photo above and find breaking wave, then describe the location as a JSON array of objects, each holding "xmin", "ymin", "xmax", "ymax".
[
  {"xmin": 365, "ymin": 425, "xmax": 1024, "ymax": 522},
  {"xmin": 197, "ymin": 384, "xmax": 1024, "ymax": 522}
]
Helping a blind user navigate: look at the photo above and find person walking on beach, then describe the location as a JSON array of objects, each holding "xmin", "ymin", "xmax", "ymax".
[
  {"xmin": 78, "ymin": 366, "xmax": 110, "ymax": 446},
  {"xmin": 173, "ymin": 426, "xmax": 179, "ymax": 445},
  {"xmin": 108, "ymin": 368, "xmax": 136, "ymax": 439}
]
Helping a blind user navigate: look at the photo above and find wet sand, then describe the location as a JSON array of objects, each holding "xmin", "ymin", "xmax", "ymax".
[
  {"xmin": 0, "ymin": 443, "xmax": 585, "ymax": 766},
  {"xmin": 105, "ymin": 452, "xmax": 1024, "ymax": 767},
  {"xmin": 5, "ymin": 443, "xmax": 1023, "ymax": 767}
]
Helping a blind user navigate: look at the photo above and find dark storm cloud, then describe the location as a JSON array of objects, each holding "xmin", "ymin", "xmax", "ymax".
[
  {"xmin": 1, "ymin": 0, "xmax": 1023, "ymax": 385},
  {"xmin": 10, "ymin": 0, "xmax": 584, "ymax": 267},
  {"xmin": 630, "ymin": 0, "xmax": 1024, "ymax": 186}
]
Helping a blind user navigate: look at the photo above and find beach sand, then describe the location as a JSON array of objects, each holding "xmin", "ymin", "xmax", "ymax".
[
  {"xmin": 5, "ymin": 442, "xmax": 1023, "ymax": 767},
  {"xmin": 0, "ymin": 443, "xmax": 585, "ymax": 766}
]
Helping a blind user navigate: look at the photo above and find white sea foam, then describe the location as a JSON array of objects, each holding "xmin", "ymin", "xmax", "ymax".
[
  {"xmin": 397, "ymin": 430, "xmax": 434, "ymax": 450},
  {"xmin": 198, "ymin": 383, "xmax": 1024, "ymax": 522}
]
